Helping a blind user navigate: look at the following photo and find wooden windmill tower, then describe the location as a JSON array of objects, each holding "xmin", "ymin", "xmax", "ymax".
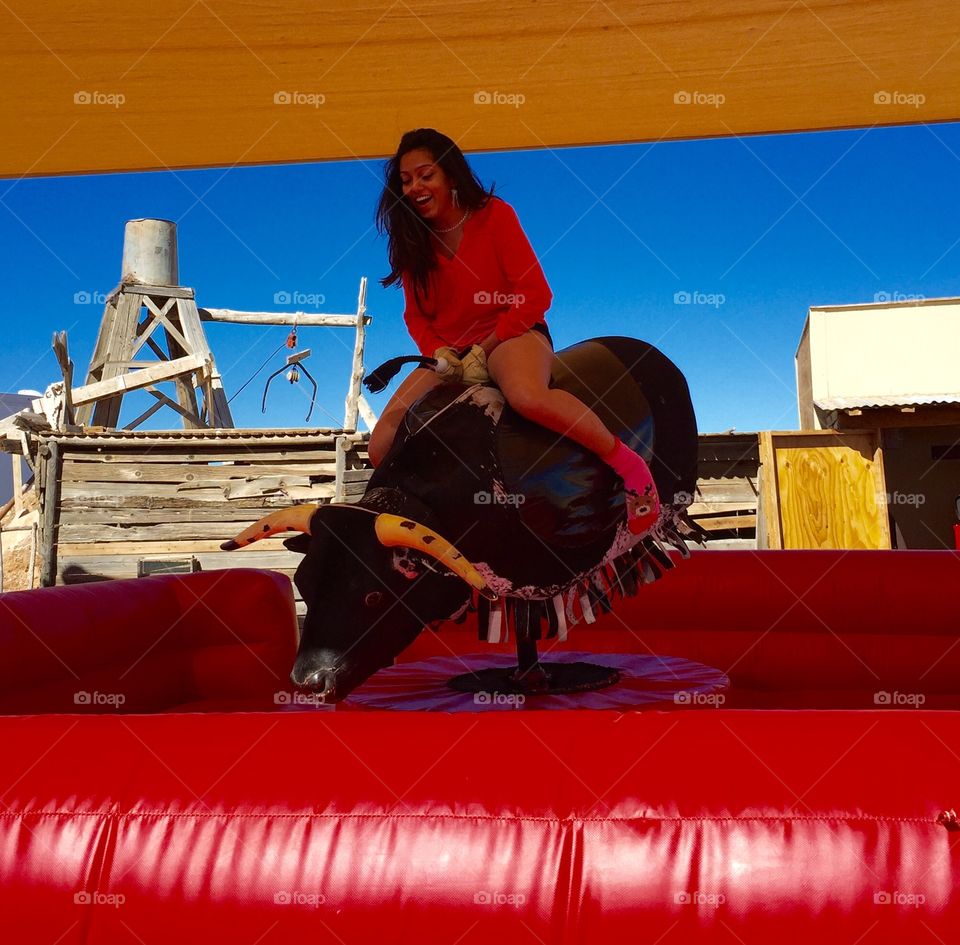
[{"xmin": 75, "ymin": 219, "xmax": 233, "ymax": 430}]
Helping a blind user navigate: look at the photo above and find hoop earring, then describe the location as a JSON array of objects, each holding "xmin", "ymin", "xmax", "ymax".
[{"xmin": 452, "ymin": 188, "xmax": 459, "ymax": 208}]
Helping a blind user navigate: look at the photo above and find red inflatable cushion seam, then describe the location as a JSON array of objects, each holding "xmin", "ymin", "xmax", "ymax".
[{"xmin": 0, "ymin": 810, "xmax": 942, "ymax": 825}]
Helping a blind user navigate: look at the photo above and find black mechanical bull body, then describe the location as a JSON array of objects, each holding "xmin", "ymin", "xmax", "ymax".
[{"xmin": 223, "ymin": 337, "xmax": 699, "ymax": 701}]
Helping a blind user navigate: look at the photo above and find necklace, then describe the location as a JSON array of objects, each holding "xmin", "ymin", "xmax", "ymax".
[{"xmin": 433, "ymin": 209, "xmax": 471, "ymax": 234}]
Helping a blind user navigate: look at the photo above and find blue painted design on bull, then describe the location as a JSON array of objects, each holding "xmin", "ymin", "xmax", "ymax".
[{"xmin": 222, "ymin": 336, "xmax": 701, "ymax": 702}]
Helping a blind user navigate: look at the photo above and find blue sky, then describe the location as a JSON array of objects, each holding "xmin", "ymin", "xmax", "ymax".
[{"xmin": 1, "ymin": 120, "xmax": 958, "ymax": 434}]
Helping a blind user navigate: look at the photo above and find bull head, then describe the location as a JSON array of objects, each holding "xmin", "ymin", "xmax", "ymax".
[{"xmin": 222, "ymin": 503, "xmax": 495, "ymax": 701}]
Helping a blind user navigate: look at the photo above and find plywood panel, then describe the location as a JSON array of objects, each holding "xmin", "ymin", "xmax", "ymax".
[
  {"xmin": 770, "ymin": 432, "xmax": 890, "ymax": 549},
  {"xmin": 2, "ymin": 1, "xmax": 958, "ymax": 178}
]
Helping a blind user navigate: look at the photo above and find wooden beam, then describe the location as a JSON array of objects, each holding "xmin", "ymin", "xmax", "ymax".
[
  {"xmin": 142, "ymin": 386, "xmax": 205, "ymax": 427},
  {"xmin": 61, "ymin": 460, "xmax": 338, "ymax": 482},
  {"xmin": 694, "ymin": 514, "xmax": 758, "ymax": 532},
  {"xmin": 4, "ymin": 1, "xmax": 959, "ymax": 178},
  {"xmin": 121, "ymin": 284, "xmax": 194, "ymax": 299},
  {"xmin": 70, "ymin": 354, "xmax": 206, "ymax": 406},
  {"xmin": 143, "ymin": 296, "xmax": 190, "ymax": 354},
  {"xmin": 198, "ymin": 309, "xmax": 364, "ymax": 327}
]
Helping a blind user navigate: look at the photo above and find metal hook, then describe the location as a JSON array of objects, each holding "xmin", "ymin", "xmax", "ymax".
[{"xmin": 262, "ymin": 349, "xmax": 318, "ymax": 422}]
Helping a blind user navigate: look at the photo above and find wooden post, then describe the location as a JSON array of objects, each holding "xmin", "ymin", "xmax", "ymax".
[
  {"xmin": 40, "ymin": 440, "xmax": 61, "ymax": 588},
  {"xmin": 334, "ymin": 435, "xmax": 348, "ymax": 503},
  {"xmin": 344, "ymin": 277, "xmax": 368, "ymax": 432},
  {"xmin": 88, "ymin": 291, "xmax": 142, "ymax": 428},
  {"xmin": 52, "ymin": 331, "xmax": 75, "ymax": 427},
  {"xmin": 757, "ymin": 431, "xmax": 782, "ymax": 549},
  {"xmin": 28, "ymin": 522, "xmax": 36, "ymax": 590},
  {"xmin": 11, "ymin": 454, "xmax": 22, "ymax": 517}
]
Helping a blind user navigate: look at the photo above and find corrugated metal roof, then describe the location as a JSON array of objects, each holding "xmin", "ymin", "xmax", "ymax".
[
  {"xmin": 815, "ymin": 394, "xmax": 960, "ymax": 411},
  {"xmin": 809, "ymin": 296, "xmax": 960, "ymax": 313},
  {"xmin": 46, "ymin": 427, "xmax": 358, "ymax": 441}
]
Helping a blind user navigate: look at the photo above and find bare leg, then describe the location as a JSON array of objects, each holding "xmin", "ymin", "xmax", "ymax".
[
  {"xmin": 487, "ymin": 331, "xmax": 616, "ymax": 455},
  {"xmin": 488, "ymin": 331, "xmax": 659, "ymax": 532},
  {"xmin": 368, "ymin": 366, "xmax": 446, "ymax": 467}
]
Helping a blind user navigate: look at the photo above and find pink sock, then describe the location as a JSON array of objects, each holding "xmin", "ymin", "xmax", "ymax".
[{"xmin": 600, "ymin": 437, "xmax": 661, "ymax": 534}]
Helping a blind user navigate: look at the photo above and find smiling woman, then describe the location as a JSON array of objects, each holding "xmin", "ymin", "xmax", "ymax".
[{"xmin": 369, "ymin": 128, "xmax": 662, "ymax": 534}]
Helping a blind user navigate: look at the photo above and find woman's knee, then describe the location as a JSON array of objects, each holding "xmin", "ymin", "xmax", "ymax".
[
  {"xmin": 368, "ymin": 368, "xmax": 440, "ymax": 466},
  {"xmin": 368, "ymin": 417, "xmax": 400, "ymax": 467},
  {"xmin": 503, "ymin": 384, "xmax": 548, "ymax": 419}
]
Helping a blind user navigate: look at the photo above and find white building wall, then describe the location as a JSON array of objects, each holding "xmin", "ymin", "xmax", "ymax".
[{"xmin": 796, "ymin": 298, "xmax": 960, "ymax": 428}]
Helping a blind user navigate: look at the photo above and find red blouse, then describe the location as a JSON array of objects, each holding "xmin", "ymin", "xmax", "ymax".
[{"xmin": 401, "ymin": 196, "xmax": 553, "ymax": 355}]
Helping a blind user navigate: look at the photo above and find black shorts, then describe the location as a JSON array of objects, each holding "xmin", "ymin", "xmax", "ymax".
[{"xmin": 530, "ymin": 321, "xmax": 554, "ymax": 347}]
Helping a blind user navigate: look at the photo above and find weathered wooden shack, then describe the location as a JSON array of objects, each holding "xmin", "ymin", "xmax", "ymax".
[{"xmin": 35, "ymin": 427, "xmax": 371, "ymax": 615}]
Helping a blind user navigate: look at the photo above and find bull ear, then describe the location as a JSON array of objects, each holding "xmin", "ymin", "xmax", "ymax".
[
  {"xmin": 283, "ymin": 533, "xmax": 312, "ymax": 555},
  {"xmin": 373, "ymin": 513, "xmax": 497, "ymax": 600}
]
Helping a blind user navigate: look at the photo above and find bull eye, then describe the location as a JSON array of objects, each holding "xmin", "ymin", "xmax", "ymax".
[{"xmin": 364, "ymin": 591, "xmax": 384, "ymax": 607}]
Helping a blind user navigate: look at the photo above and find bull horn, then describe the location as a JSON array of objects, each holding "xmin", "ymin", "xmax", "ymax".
[
  {"xmin": 373, "ymin": 513, "xmax": 497, "ymax": 601},
  {"xmin": 220, "ymin": 503, "xmax": 320, "ymax": 551}
]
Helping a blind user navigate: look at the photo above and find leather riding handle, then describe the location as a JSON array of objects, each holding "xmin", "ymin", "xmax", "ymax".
[{"xmin": 363, "ymin": 346, "xmax": 472, "ymax": 394}]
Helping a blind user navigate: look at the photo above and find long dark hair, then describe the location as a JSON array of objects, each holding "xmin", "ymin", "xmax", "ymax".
[{"xmin": 376, "ymin": 128, "xmax": 494, "ymax": 305}]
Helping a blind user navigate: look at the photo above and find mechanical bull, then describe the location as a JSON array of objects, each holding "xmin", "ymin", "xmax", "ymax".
[{"xmin": 222, "ymin": 336, "xmax": 700, "ymax": 701}]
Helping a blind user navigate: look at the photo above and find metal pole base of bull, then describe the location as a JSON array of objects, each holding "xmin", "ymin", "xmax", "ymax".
[{"xmin": 447, "ymin": 636, "xmax": 622, "ymax": 696}]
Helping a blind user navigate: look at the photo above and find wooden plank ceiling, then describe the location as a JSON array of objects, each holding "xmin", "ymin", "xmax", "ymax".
[{"xmin": 1, "ymin": 0, "xmax": 958, "ymax": 178}]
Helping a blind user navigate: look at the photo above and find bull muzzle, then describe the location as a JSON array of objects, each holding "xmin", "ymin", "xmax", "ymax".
[{"xmin": 290, "ymin": 666, "xmax": 338, "ymax": 700}]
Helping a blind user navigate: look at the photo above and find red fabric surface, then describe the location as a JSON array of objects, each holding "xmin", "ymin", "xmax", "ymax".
[
  {"xmin": 404, "ymin": 549, "xmax": 960, "ymax": 698},
  {"xmin": 0, "ymin": 710, "xmax": 958, "ymax": 942},
  {"xmin": 401, "ymin": 196, "xmax": 553, "ymax": 352},
  {"xmin": 341, "ymin": 651, "xmax": 728, "ymax": 711},
  {"xmin": 1, "ymin": 553, "xmax": 959, "ymax": 940},
  {"xmin": 0, "ymin": 569, "xmax": 298, "ymax": 713}
]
